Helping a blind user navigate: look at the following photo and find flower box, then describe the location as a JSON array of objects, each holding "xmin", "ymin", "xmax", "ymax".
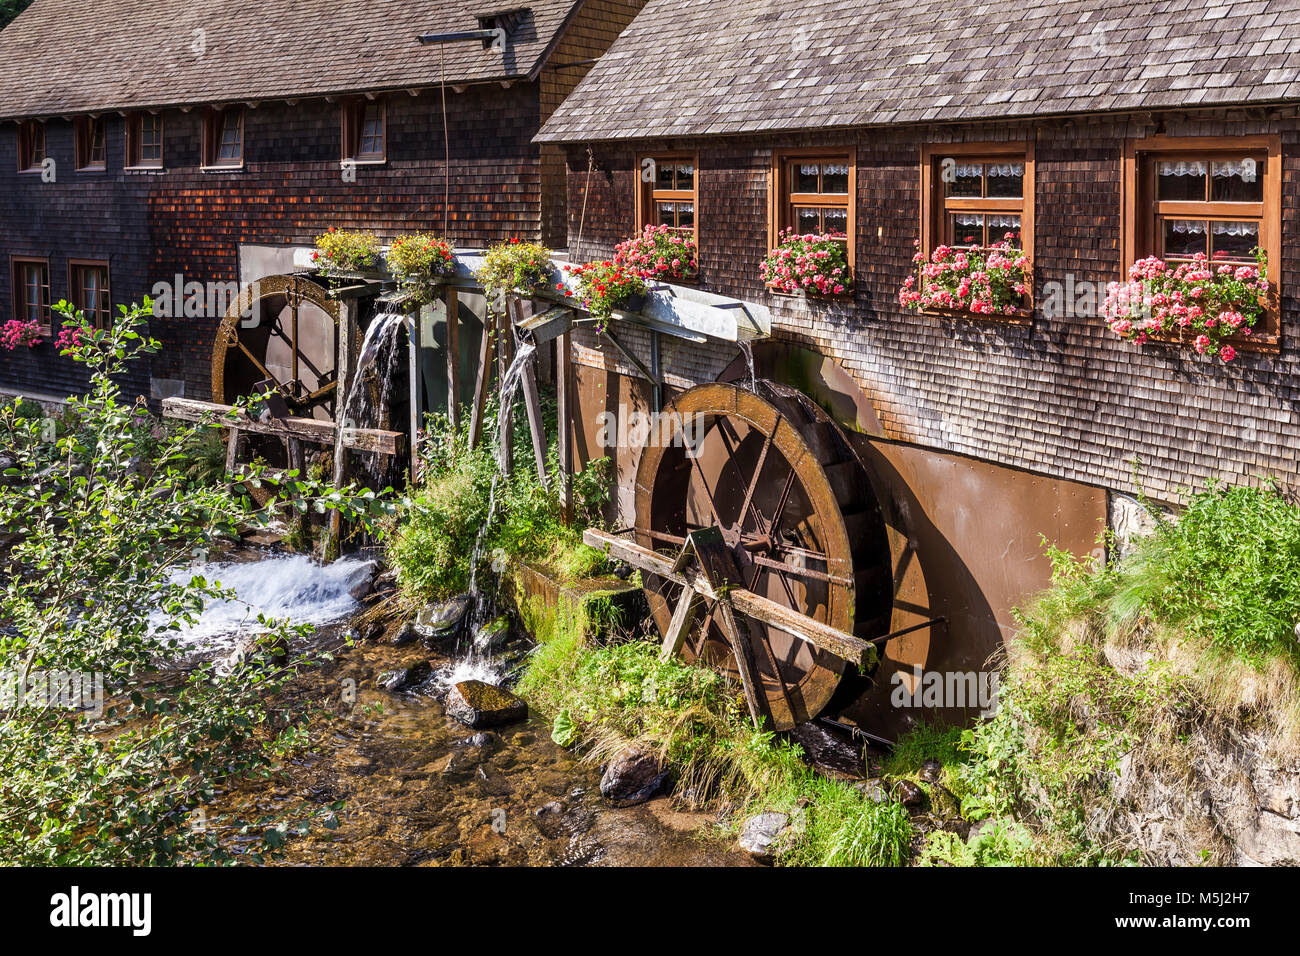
[
  {"xmin": 761, "ymin": 229, "xmax": 852, "ymax": 298},
  {"xmin": 900, "ymin": 239, "xmax": 1031, "ymax": 320},
  {"xmin": 1102, "ymin": 252, "xmax": 1270, "ymax": 363}
]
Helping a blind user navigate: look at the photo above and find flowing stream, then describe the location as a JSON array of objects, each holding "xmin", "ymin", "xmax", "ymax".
[{"xmin": 157, "ymin": 553, "xmax": 374, "ymax": 650}]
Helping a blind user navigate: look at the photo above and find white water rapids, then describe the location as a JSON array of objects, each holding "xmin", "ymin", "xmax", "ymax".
[{"xmin": 155, "ymin": 554, "xmax": 375, "ymax": 650}]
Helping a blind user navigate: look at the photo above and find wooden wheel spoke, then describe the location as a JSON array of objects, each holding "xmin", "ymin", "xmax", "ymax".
[
  {"xmin": 769, "ymin": 467, "xmax": 797, "ymax": 536},
  {"xmin": 716, "ymin": 418, "xmax": 770, "ymax": 535},
  {"xmin": 745, "ymin": 562, "xmax": 797, "ymax": 713},
  {"xmin": 235, "ymin": 340, "xmax": 281, "ymax": 387},
  {"xmin": 687, "ymin": 437, "xmax": 726, "ymax": 529}
]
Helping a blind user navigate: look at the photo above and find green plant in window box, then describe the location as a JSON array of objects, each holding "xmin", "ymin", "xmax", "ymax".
[
  {"xmin": 386, "ymin": 233, "xmax": 456, "ymax": 305},
  {"xmin": 760, "ymin": 229, "xmax": 851, "ymax": 296},
  {"xmin": 476, "ymin": 239, "xmax": 556, "ymax": 311},
  {"xmin": 312, "ymin": 227, "xmax": 382, "ymax": 278}
]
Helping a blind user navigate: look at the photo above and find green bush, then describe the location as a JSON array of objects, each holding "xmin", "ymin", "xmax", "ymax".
[{"xmin": 1112, "ymin": 480, "xmax": 1300, "ymax": 668}]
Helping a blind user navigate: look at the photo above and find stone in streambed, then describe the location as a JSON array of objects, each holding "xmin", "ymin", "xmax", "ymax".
[
  {"xmin": 417, "ymin": 595, "xmax": 474, "ymax": 645},
  {"xmin": 377, "ymin": 661, "xmax": 432, "ymax": 692},
  {"xmin": 599, "ymin": 745, "xmax": 669, "ymax": 808},
  {"xmin": 893, "ymin": 779, "xmax": 926, "ymax": 808},
  {"xmin": 445, "ymin": 680, "xmax": 527, "ymax": 729}
]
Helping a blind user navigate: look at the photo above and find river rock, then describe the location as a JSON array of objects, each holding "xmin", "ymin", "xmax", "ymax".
[
  {"xmin": 345, "ymin": 560, "xmax": 381, "ymax": 601},
  {"xmin": 599, "ymin": 745, "xmax": 669, "ymax": 807},
  {"xmin": 384, "ymin": 621, "xmax": 420, "ymax": 646},
  {"xmin": 417, "ymin": 595, "xmax": 474, "ymax": 645},
  {"xmin": 919, "ymin": 759, "xmax": 944, "ymax": 783},
  {"xmin": 855, "ymin": 778, "xmax": 890, "ymax": 804},
  {"xmin": 377, "ymin": 661, "xmax": 432, "ymax": 692},
  {"xmin": 445, "ymin": 680, "xmax": 527, "ymax": 729},
  {"xmin": 893, "ymin": 779, "xmax": 926, "ymax": 809},
  {"xmin": 738, "ymin": 811, "xmax": 791, "ymax": 862}
]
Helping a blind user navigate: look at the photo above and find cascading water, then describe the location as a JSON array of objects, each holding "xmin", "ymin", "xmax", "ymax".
[
  {"xmin": 435, "ymin": 337, "xmax": 538, "ymax": 690},
  {"xmin": 155, "ymin": 554, "xmax": 376, "ymax": 650},
  {"xmin": 738, "ymin": 339, "xmax": 758, "ymax": 392},
  {"xmin": 342, "ymin": 310, "xmax": 408, "ymax": 486}
]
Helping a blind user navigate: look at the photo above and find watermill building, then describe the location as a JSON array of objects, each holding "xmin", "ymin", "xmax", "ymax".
[{"xmin": 533, "ymin": 0, "xmax": 1300, "ymax": 730}]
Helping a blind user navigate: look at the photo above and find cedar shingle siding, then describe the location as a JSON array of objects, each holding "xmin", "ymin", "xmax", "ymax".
[{"xmin": 560, "ymin": 112, "xmax": 1300, "ymax": 510}]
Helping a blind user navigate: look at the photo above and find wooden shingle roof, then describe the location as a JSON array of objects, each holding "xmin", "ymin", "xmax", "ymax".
[
  {"xmin": 536, "ymin": 0, "xmax": 1300, "ymax": 142},
  {"xmin": 0, "ymin": 0, "xmax": 583, "ymax": 120}
]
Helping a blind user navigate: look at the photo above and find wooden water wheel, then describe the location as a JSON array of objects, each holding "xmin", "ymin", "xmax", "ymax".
[
  {"xmin": 634, "ymin": 381, "xmax": 893, "ymax": 730},
  {"xmin": 211, "ymin": 274, "xmax": 342, "ymax": 421}
]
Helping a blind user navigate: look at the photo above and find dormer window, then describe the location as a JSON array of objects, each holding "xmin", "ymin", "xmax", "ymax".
[
  {"xmin": 202, "ymin": 107, "xmax": 244, "ymax": 168},
  {"xmin": 477, "ymin": 7, "xmax": 528, "ymax": 48},
  {"xmin": 342, "ymin": 99, "xmax": 386, "ymax": 163}
]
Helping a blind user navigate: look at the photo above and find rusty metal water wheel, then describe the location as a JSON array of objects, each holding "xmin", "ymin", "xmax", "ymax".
[
  {"xmin": 635, "ymin": 381, "xmax": 892, "ymax": 730},
  {"xmin": 211, "ymin": 274, "xmax": 342, "ymax": 421}
]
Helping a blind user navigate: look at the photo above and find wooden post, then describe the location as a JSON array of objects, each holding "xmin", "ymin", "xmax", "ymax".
[
  {"xmin": 509, "ymin": 296, "xmax": 549, "ymax": 490},
  {"xmin": 660, "ymin": 588, "xmax": 702, "ymax": 660},
  {"xmin": 224, "ymin": 426, "xmax": 241, "ymax": 476},
  {"xmin": 497, "ymin": 306, "xmax": 515, "ymax": 476},
  {"xmin": 408, "ymin": 309, "xmax": 422, "ymax": 484},
  {"xmin": 468, "ymin": 308, "xmax": 494, "ymax": 449},
  {"xmin": 445, "ymin": 287, "xmax": 460, "ymax": 431},
  {"xmin": 556, "ymin": 330, "xmax": 573, "ymax": 523},
  {"xmin": 327, "ymin": 300, "xmax": 356, "ymax": 559}
]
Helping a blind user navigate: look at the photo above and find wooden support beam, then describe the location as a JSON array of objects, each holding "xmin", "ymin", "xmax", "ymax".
[
  {"xmin": 510, "ymin": 296, "xmax": 549, "ymax": 491},
  {"xmin": 556, "ymin": 329, "xmax": 573, "ymax": 524},
  {"xmin": 162, "ymin": 398, "xmax": 403, "ymax": 456},
  {"xmin": 660, "ymin": 587, "xmax": 702, "ymax": 661},
  {"xmin": 408, "ymin": 310, "xmax": 422, "ymax": 484},
  {"xmin": 328, "ymin": 300, "xmax": 356, "ymax": 558},
  {"xmin": 468, "ymin": 308, "xmax": 494, "ymax": 449},
  {"xmin": 497, "ymin": 307, "xmax": 515, "ymax": 476},
  {"xmin": 582, "ymin": 528, "xmax": 878, "ymax": 670},
  {"xmin": 224, "ymin": 426, "xmax": 241, "ymax": 476},
  {"xmin": 445, "ymin": 287, "xmax": 461, "ymax": 432},
  {"xmin": 681, "ymin": 528, "xmax": 770, "ymax": 728}
]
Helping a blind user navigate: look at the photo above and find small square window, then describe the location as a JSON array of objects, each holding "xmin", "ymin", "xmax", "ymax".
[
  {"xmin": 12, "ymin": 257, "xmax": 51, "ymax": 334},
  {"xmin": 127, "ymin": 113, "xmax": 164, "ymax": 169},
  {"xmin": 69, "ymin": 260, "xmax": 111, "ymax": 328}
]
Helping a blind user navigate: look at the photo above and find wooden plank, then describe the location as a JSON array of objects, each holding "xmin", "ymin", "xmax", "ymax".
[
  {"xmin": 162, "ymin": 398, "xmax": 403, "ymax": 456},
  {"xmin": 468, "ymin": 306, "xmax": 494, "ymax": 449},
  {"xmin": 660, "ymin": 587, "xmax": 701, "ymax": 661},
  {"xmin": 224, "ymin": 426, "xmax": 241, "ymax": 476},
  {"xmin": 328, "ymin": 299, "xmax": 355, "ymax": 558},
  {"xmin": 582, "ymin": 529, "xmax": 877, "ymax": 669},
  {"xmin": 556, "ymin": 330, "xmax": 572, "ymax": 524},
  {"xmin": 445, "ymin": 287, "xmax": 461, "ymax": 432},
  {"xmin": 684, "ymin": 528, "xmax": 770, "ymax": 728},
  {"xmin": 409, "ymin": 306, "xmax": 422, "ymax": 483},
  {"xmin": 497, "ymin": 307, "xmax": 515, "ymax": 476}
]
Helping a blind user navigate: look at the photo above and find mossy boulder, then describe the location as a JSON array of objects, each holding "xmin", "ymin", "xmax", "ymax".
[{"xmin": 446, "ymin": 680, "xmax": 528, "ymax": 729}]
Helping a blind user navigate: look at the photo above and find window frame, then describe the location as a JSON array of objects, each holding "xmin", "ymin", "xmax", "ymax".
[
  {"xmin": 767, "ymin": 147, "xmax": 857, "ymax": 295},
  {"xmin": 202, "ymin": 107, "xmax": 245, "ymax": 170},
  {"xmin": 17, "ymin": 120, "xmax": 46, "ymax": 173},
  {"xmin": 125, "ymin": 112, "xmax": 165, "ymax": 170},
  {"xmin": 919, "ymin": 141, "xmax": 1035, "ymax": 321},
  {"xmin": 68, "ymin": 259, "xmax": 111, "ymax": 329},
  {"xmin": 11, "ymin": 256, "xmax": 52, "ymax": 335},
  {"xmin": 1122, "ymin": 133, "xmax": 1281, "ymax": 348},
  {"xmin": 635, "ymin": 151, "xmax": 699, "ymax": 249},
  {"xmin": 341, "ymin": 98, "xmax": 387, "ymax": 165},
  {"xmin": 74, "ymin": 116, "xmax": 108, "ymax": 172}
]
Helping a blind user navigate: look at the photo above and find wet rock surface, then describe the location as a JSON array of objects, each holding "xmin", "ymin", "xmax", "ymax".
[
  {"xmin": 377, "ymin": 661, "xmax": 432, "ymax": 693},
  {"xmin": 416, "ymin": 595, "xmax": 474, "ymax": 645},
  {"xmin": 600, "ymin": 745, "xmax": 669, "ymax": 808},
  {"xmin": 446, "ymin": 680, "xmax": 528, "ymax": 729}
]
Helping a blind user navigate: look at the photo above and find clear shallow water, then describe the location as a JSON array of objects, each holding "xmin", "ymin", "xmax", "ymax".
[{"xmin": 155, "ymin": 553, "xmax": 373, "ymax": 650}]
